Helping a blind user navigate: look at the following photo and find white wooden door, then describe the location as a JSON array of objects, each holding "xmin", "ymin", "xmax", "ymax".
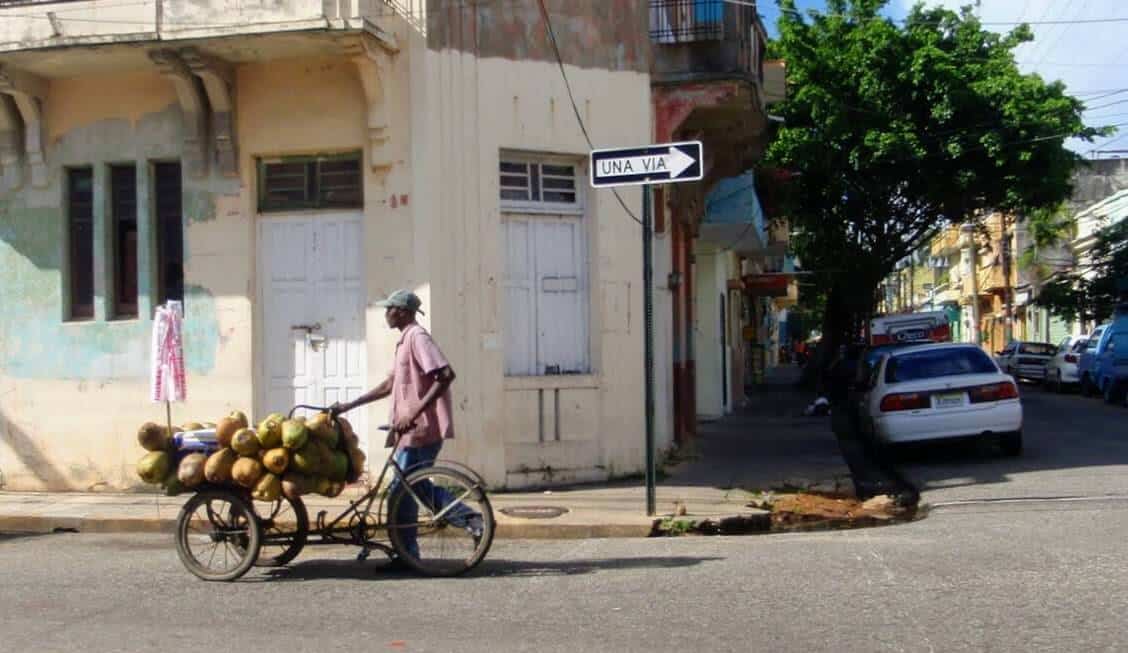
[
  {"xmin": 259, "ymin": 213, "xmax": 368, "ymax": 453},
  {"xmin": 502, "ymin": 215, "xmax": 588, "ymax": 376}
]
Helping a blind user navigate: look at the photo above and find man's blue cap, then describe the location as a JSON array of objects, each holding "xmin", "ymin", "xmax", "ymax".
[{"xmin": 375, "ymin": 289, "xmax": 425, "ymax": 315}]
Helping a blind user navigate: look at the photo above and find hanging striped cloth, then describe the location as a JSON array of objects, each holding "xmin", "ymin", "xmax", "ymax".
[{"xmin": 150, "ymin": 302, "xmax": 187, "ymax": 402}]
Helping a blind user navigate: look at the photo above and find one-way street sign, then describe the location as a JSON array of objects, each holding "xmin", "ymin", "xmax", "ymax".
[{"xmin": 589, "ymin": 141, "xmax": 703, "ymax": 188}]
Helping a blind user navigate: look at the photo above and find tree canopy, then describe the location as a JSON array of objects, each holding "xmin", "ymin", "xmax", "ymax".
[
  {"xmin": 766, "ymin": 0, "xmax": 1103, "ymax": 351},
  {"xmin": 1036, "ymin": 218, "xmax": 1128, "ymax": 325}
]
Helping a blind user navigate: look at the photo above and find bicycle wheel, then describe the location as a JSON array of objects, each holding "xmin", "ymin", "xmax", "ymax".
[
  {"xmin": 252, "ymin": 495, "xmax": 309, "ymax": 567},
  {"xmin": 175, "ymin": 489, "xmax": 261, "ymax": 581},
  {"xmin": 387, "ymin": 466, "xmax": 495, "ymax": 577}
]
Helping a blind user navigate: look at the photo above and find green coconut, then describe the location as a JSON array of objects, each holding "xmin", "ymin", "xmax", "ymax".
[
  {"xmin": 252, "ymin": 473, "xmax": 282, "ymax": 502},
  {"xmin": 231, "ymin": 428, "xmax": 261, "ymax": 456},
  {"xmin": 232, "ymin": 457, "xmax": 264, "ymax": 489},
  {"xmin": 177, "ymin": 453, "xmax": 207, "ymax": 488},
  {"xmin": 137, "ymin": 422, "xmax": 171, "ymax": 453},
  {"xmin": 281, "ymin": 419, "xmax": 309, "ymax": 450},
  {"xmin": 327, "ymin": 450, "xmax": 349, "ymax": 483},
  {"xmin": 262, "ymin": 448, "xmax": 290, "ymax": 475},
  {"xmin": 256, "ymin": 416, "xmax": 283, "ymax": 450},
  {"xmin": 291, "ymin": 444, "xmax": 320, "ymax": 475},
  {"xmin": 137, "ymin": 451, "xmax": 171, "ymax": 484},
  {"xmin": 204, "ymin": 448, "xmax": 239, "ymax": 484}
]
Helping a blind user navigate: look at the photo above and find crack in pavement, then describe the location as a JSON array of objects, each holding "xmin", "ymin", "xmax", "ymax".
[{"xmin": 930, "ymin": 494, "xmax": 1128, "ymax": 509}]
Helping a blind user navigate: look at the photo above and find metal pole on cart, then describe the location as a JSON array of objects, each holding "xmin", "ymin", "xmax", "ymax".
[{"xmin": 590, "ymin": 141, "xmax": 703, "ymax": 517}]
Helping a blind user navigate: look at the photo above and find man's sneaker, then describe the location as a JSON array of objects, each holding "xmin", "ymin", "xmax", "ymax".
[{"xmin": 465, "ymin": 515, "xmax": 484, "ymax": 543}]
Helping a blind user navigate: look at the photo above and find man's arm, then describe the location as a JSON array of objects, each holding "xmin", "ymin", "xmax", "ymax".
[
  {"xmin": 331, "ymin": 373, "xmax": 393, "ymax": 415},
  {"xmin": 393, "ymin": 366, "xmax": 455, "ymax": 432}
]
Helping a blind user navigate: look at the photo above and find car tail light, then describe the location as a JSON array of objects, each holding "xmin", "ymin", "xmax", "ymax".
[
  {"xmin": 880, "ymin": 392, "xmax": 931, "ymax": 412},
  {"xmin": 1064, "ymin": 354, "xmax": 1078, "ymax": 364},
  {"xmin": 968, "ymin": 382, "xmax": 1020, "ymax": 404}
]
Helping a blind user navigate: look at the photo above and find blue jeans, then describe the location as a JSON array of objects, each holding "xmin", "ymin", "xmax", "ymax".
[{"xmin": 389, "ymin": 442, "xmax": 478, "ymax": 558}]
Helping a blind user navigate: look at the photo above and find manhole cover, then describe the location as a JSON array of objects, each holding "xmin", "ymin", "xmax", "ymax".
[{"xmin": 499, "ymin": 506, "xmax": 570, "ymax": 519}]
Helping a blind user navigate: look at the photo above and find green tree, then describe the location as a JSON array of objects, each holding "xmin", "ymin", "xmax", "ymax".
[
  {"xmin": 766, "ymin": 0, "xmax": 1102, "ymax": 377},
  {"xmin": 1018, "ymin": 203, "xmax": 1073, "ymax": 283},
  {"xmin": 1036, "ymin": 219, "xmax": 1128, "ymax": 325}
]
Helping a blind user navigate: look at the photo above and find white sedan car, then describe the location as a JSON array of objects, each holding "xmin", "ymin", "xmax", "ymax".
[
  {"xmin": 1044, "ymin": 334, "xmax": 1089, "ymax": 392},
  {"xmin": 861, "ymin": 343, "xmax": 1023, "ymax": 455}
]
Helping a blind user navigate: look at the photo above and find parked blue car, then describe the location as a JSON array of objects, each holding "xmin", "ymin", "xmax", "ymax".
[{"xmin": 1080, "ymin": 303, "xmax": 1128, "ymax": 404}]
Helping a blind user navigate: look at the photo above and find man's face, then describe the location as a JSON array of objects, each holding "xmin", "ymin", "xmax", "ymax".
[{"xmin": 385, "ymin": 306, "xmax": 410, "ymax": 329}]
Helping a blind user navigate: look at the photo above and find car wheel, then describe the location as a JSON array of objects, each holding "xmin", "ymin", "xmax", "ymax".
[
  {"xmin": 1105, "ymin": 380, "xmax": 1127, "ymax": 406},
  {"xmin": 1055, "ymin": 371, "xmax": 1064, "ymax": 394},
  {"xmin": 999, "ymin": 431, "xmax": 1023, "ymax": 457}
]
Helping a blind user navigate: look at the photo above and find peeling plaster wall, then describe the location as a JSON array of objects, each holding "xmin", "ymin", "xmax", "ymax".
[
  {"xmin": 0, "ymin": 16, "xmax": 652, "ymax": 491},
  {"xmin": 427, "ymin": 0, "xmax": 649, "ymax": 73},
  {"xmin": 411, "ymin": 34, "xmax": 651, "ymax": 487},
  {"xmin": 0, "ymin": 71, "xmax": 245, "ymax": 490}
]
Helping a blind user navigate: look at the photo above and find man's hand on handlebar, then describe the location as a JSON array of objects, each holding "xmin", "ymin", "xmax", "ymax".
[{"xmin": 393, "ymin": 414, "xmax": 417, "ymax": 435}]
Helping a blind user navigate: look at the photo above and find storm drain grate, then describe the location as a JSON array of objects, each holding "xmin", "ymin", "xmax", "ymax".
[{"xmin": 499, "ymin": 506, "xmax": 569, "ymax": 519}]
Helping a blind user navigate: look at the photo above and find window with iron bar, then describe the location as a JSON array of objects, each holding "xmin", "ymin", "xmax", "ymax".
[{"xmin": 257, "ymin": 153, "xmax": 363, "ymax": 213}]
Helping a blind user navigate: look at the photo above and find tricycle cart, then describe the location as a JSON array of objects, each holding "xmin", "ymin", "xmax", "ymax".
[{"xmin": 173, "ymin": 405, "xmax": 495, "ymax": 581}]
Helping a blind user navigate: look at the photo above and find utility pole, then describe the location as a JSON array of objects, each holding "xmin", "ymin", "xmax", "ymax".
[
  {"xmin": 960, "ymin": 223, "xmax": 980, "ymax": 345},
  {"xmin": 908, "ymin": 252, "xmax": 916, "ymax": 311},
  {"xmin": 1002, "ymin": 213, "xmax": 1014, "ymax": 343}
]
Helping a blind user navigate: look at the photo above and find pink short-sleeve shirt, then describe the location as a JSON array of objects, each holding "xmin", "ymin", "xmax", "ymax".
[{"xmin": 390, "ymin": 323, "xmax": 454, "ymax": 448}]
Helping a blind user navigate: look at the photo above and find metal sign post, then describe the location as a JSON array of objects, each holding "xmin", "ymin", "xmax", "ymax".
[
  {"xmin": 641, "ymin": 187, "xmax": 656, "ymax": 516},
  {"xmin": 590, "ymin": 141, "xmax": 703, "ymax": 517}
]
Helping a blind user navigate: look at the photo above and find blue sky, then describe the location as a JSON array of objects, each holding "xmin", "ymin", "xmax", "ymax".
[{"xmin": 757, "ymin": 0, "xmax": 1128, "ymax": 155}]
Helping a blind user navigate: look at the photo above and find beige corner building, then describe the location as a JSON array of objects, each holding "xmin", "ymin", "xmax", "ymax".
[{"xmin": 0, "ymin": 1, "xmax": 653, "ymax": 491}]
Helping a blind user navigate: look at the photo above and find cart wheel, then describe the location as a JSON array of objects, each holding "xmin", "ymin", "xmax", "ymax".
[
  {"xmin": 175, "ymin": 489, "xmax": 261, "ymax": 581},
  {"xmin": 253, "ymin": 495, "xmax": 309, "ymax": 567},
  {"xmin": 387, "ymin": 466, "xmax": 495, "ymax": 577}
]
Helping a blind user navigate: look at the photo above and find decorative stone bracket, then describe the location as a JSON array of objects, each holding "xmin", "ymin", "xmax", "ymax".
[
  {"xmin": 0, "ymin": 65, "xmax": 48, "ymax": 188},
  {"xmin": 149, "ymin": 50, "xmax": 209, "ymax": 179},
  {"xmin": 353, "ymin": 28, "xmax": 399, "ymax": 173},
  {"xmin": 180, "ymin": 47, "xmax": 238, "ymax": 178},
  {"xmin": 0, "ymin": 95, "xmax": 21, "ymax": 191}
]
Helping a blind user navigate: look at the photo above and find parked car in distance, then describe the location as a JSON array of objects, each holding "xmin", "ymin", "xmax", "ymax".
[
  {"xmin": 1094, "ymin": 303, "xmax": 1128, "ymax": 404},
  {"xmin": 1079, "ymin": 323, "xmax": 1111, "ymax": 397},
  {"xmin": 859, "ymin": 343, "xmax": 1023, "ymax": 456},
  {"xmin": 1044, "ymin": 334, "xmax": 1090, "ymax": 392},
  {"xmin": 995, "ymin": 341, "xmax": 1056, "ymax": 381}
]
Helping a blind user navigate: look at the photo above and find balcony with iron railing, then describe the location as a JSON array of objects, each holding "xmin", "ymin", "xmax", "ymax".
[
  {"xmin": 650, "ymin": 0, "xmax": 766, "ymax": 85},
  {"xmin": 0, "ymin": 0, "xmax": 425, "ymax": 54}
]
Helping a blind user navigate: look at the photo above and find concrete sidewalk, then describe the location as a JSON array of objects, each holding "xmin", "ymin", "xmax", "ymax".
[{"xmin": 0, "ymin": 366, "xmax": 851, "ymax": 539}]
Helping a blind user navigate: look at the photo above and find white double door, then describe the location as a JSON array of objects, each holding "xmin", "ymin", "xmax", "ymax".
[{"xmin": 258, "ymin": 213, "xmax": 368, "ymax": 454}]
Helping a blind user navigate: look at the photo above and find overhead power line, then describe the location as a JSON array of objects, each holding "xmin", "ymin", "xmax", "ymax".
[{"xmin": 535, "ymin": 0, "xmax": 643, "ymax": 228}]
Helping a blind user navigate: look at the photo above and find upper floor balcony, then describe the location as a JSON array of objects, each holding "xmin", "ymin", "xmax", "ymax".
[
  {"xmin": 930, "ymin": 225, "xmax": 962, "ymax": 257},
  {"xmin": 0, "ymin": 0, "xmax": 419, "ymax": 55},
  {"xmin": 650, "ymin": 0, "xmax": 767, "ymax": 86}
]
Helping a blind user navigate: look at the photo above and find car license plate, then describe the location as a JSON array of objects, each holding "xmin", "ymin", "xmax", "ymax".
[{"xmin": 934, "ymin": 392, "xmax": 964, "ymax": 409}]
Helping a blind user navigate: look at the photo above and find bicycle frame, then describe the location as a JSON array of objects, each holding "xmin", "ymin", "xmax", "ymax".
[{"xmin": 265, "ymin": 405, "xmax": 478, "ymax": 552}]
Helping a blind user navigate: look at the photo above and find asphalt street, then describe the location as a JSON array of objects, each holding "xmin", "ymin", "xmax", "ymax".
[
  {"xmin": 2, "ymin": 384, "xmax": 1126, "ymax": 652},
  {"xmin": 892, "ymin": 382, "xmax": 1128, "ymax": 504}
]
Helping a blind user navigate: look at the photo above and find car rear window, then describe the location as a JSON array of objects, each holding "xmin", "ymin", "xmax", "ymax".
[
  {"xmin": 885, "ymin": 347, "xmax": 998, "ymax": 383},
  {"xmin": 1018, "ymin": 343, "xmax": 1056, "ymax": 355},
  {"xmin": 1071, "ymin": 340, "xmax": 1088, "ymax": 353}
]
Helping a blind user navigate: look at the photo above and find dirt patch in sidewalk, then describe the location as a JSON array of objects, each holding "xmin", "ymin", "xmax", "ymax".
[
  {"xmin": 766, "ymin": 492, "xmax": 913, "ymax": 531},
  {"xmin": 650, "ymin": 492, "xmax": 918, "ymax": 536}
]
